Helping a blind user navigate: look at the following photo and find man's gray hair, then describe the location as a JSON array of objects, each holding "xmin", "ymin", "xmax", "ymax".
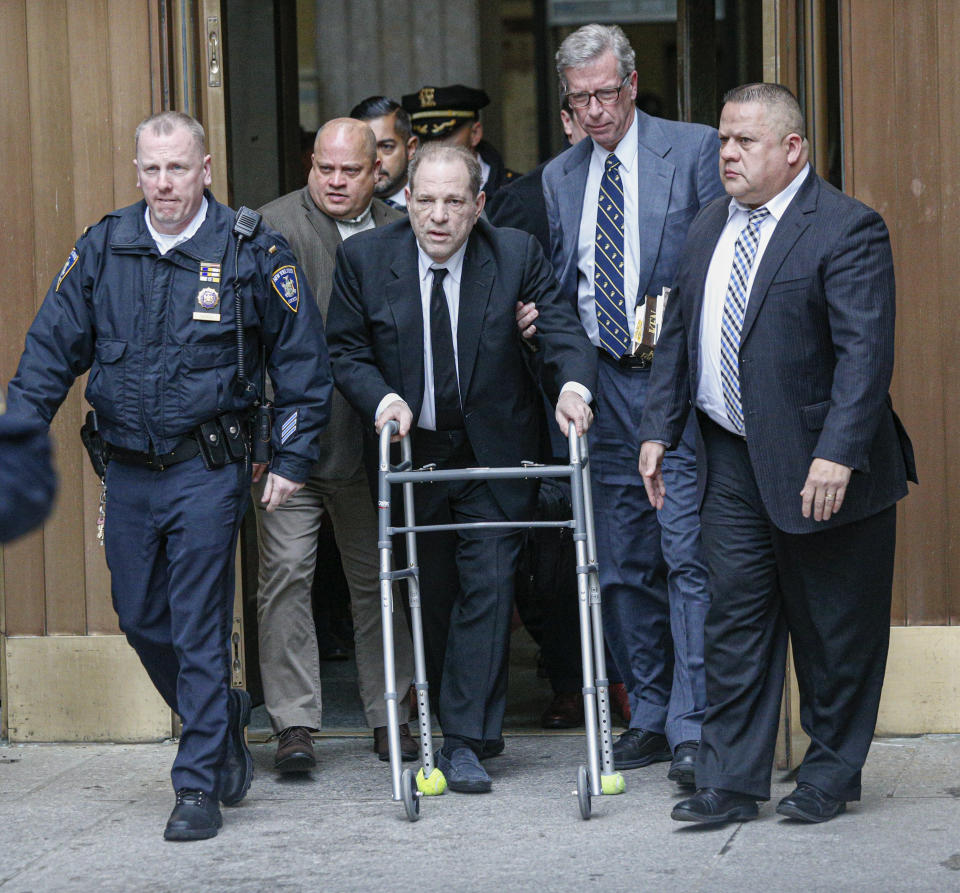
[
  {"xmin": 407, "ymin": 143, "xmax": 482, "ymax": 197},
  {"xmin": 135, "ymin": 111, "xmax": 206, "ymax": 156},
  {"xmin": 555, "ymin": 23, "xmax": 636, "ymax": 95},
  {"xmin": 722, "ymin": 83, "xmax": 806, "ymax": 139}
]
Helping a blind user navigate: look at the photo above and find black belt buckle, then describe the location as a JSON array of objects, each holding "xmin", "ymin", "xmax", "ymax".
[{"xmin": 623, "ymin": 349, "xmax": 653, "ymax": 369}]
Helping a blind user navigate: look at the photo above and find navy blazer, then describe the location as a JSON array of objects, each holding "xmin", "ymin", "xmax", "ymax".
[
  {"xmin": 325, "ymin": 217, "xmax": 597, "ymax": 521},
  {"xmin": 639, "ymin": 171, "xmax": 917, "ymax": 534},
  {"xmin": 542, "ymin": 111, "xmax": 724, "ymax": 309}
]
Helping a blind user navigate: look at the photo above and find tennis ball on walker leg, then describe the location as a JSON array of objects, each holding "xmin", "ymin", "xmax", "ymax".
[
  {"xmin": 601, "ymin": 772, "xmax": 626, "ymax": 794},
  {"xmin": 416, "ymin": 767, "xmax": 447, "ymax": 795}
]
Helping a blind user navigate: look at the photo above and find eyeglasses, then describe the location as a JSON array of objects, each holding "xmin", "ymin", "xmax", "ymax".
[{"xmin": 565, "ymin": 75, "xmax": 630, "ymax": 110}]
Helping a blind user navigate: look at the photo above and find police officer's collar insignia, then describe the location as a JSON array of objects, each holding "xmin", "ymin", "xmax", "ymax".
[
  {"xmin": 56, "ymin": 247, "xmax": 79, "ymax": 292},
  {"xmin": 199, "ymin": 262, "xmax": 221, "ymax": 283},
  {"xmin": 271, "ymin": 265, "xmax": 300, "ymax": 312}
]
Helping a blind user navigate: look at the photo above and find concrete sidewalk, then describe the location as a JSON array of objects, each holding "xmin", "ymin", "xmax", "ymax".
[{"xmin": 0, "ymin": 733, "xmax": 958, "ymax": 892}]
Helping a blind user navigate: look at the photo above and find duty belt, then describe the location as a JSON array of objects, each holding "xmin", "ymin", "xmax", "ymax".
[{"xmin": 107, "ymin": 437, "xmax": 201, "ymax": 471}]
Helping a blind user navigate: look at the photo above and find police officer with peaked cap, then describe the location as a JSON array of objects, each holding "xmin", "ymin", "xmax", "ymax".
[
  {"xmin": 401, "ymin": 84, "xmax": 518, "ymax": 198},
  {"xmin": 6, "ymin": 111, "xmax": 333, "ymax": 841}
]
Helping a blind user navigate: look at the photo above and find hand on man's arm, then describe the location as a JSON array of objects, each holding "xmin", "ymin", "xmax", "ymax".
[{"xmin": 516, "ymin": 300, "xmax": 538, "ymax": 340}]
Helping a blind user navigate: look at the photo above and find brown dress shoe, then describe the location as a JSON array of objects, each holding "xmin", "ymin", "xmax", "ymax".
[
  {"xmin": 373, "ymin": 723, "xmax": 418, "ymax": 762},
  {"xmin": 540, "ymin": 692, "xmax": 584, "ymax": 729},
  {"xmin": 274, "ymin": 726, "xmax": 316, "ymax": 773}
]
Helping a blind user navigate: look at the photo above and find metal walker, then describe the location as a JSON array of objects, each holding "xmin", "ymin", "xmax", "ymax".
[{"xmin": 376, "ymin": 420, "xmax": 625, "ymax": 821}]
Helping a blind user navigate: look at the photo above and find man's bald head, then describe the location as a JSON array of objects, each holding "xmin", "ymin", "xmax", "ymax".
[{"xmin": 309, "ymin": 118, "xmax": 380, "ymax": 219}]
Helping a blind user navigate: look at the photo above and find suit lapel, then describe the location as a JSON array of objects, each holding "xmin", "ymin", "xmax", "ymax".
[
  {"xmin": 301, "ymin": 188, "xmax": 342, "ymax": 258},
  {"xmin": 634, "ymin": 113, "xmax": 675, "ymax": 297},
  {"xmin": 558, "ymin": 140, "xmax": 591, "ymax": 284},
  {"xmin": 688, "ymin": 201, "xmax": 730, "ymax": 378},
  {"xmin": 385, "ymin": 229, "xmax": 425, "ymax": 415},
  {"xmin": 456, "ymin": 231, "xmax": 495, "ymax": 400},
  {"xmin": 740, "ymin": 173, "xmax": 818, "ymax": 343}
]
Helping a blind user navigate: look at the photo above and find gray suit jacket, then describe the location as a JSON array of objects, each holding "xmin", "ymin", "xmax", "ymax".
[
  {"xmin": 542, "ymin": 110, "xmax": 724, "ymax": 312},
  {"xmin": 259, "ymin": 188, "xmax": 403, "ymax": 479}
]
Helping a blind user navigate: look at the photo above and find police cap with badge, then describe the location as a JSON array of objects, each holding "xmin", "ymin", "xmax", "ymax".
[{"xmin": 401, "ymin": 84, "xmax": 489, "ymax": 141}]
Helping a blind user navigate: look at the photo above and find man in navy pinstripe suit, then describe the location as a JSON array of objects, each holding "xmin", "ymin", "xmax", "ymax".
[{"xmin": 639, "ymin": 84, "xmax": 916, "ymax": 825}]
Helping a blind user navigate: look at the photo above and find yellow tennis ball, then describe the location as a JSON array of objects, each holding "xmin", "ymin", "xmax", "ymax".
[
  {"xmin": 601, "ymin": 772, "xmax": 626, "ymax": 795},
  {"xmin": 416, "ymin": 767, "xmax": 447, "ymax": 796}
]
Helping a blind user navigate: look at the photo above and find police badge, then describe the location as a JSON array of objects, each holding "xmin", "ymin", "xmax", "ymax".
[{"xmin": 193, "ymin": 286, "xmax": 222, "ymax": 321}]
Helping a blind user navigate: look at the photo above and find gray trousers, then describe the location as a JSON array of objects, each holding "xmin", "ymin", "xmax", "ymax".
[{"xmin": 254, "ymin": 468, "xmax": 414, "ymax": 731}]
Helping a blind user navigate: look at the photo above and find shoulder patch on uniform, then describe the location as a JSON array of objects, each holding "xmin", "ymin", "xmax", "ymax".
[
  {"xmin": 56, "ymin": 247, "xmax": 80, "ymax": 292},
  {"xmin": 271, "ymin": 265, "xmax": 300, "ymax": 312}
]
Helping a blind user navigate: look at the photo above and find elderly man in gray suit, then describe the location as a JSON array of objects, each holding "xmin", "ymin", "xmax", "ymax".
[{"xmin": 256, "ymin": 118, "xmax": 415, "ymax": 772}]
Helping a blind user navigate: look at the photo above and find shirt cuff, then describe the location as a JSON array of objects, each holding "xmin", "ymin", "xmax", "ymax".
[
  {"xmin": 375, "ymin": 392, "xmax": 404, "ymax": 424},
  {"xmin": 560, "ymin": 381, "xmax": 592, "ymax": 404}
]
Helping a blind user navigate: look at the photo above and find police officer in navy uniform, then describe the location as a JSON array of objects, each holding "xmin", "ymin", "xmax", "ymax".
[
  {"xmin": 6, "ymin": 111, "xmax": 332, "ymax": 841},
  {"xmin": 401, "ymin": 84, "xmax": 518, "ymax": 199}
]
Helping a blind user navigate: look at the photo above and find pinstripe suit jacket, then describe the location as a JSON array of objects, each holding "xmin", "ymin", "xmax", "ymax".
[
  {"xmin": 638, "ymin": 170, "xmax": 916, "ymax": 533},
  {"xmin": 258, "ymin": 188, "xmax": 402, "ymax": 480}
]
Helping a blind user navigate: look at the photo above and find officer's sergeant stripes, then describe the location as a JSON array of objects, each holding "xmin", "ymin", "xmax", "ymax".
[
  {"xmin": 594, "ymin": 153, "xmax": 630, "ymax": 359},
  {"xmin": 719, "ymin": 207, "xmax": 770, "ymax": 434}
]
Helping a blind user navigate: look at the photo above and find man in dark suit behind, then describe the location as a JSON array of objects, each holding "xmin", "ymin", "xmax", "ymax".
[
  {"xmin": 255, "ymin": 118, "xmax": 415, "ymax": 773},
  {"xmin": 639, "ymin": 84, "xmax": 917, "ymax": 825},
  {"xmin": 326, "ymin": 143, "xmax": 597, "ymax": 793}
]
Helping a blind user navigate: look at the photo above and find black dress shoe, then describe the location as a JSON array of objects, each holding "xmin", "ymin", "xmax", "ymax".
[
  {"xmin": 164, "ymin": 789, "xmax": 223, "ymax": 841},
  {"xmin": 776, "ymin": 783, "xmax": 846, "ymax": 823},
  {"xmin": 220, "ymin": 689, "xmax": 254, "ymax": 805},
  {"xmin": 667, "ymin": 740, "xmax": 698, "ymax": 787},
  {"xmin": 672, "ymin": 787, "xmax": 759, "ymax": 824},
  {"xmin": 373, "ymin": 723, "xmax": 418, "ymax": 762},
  {"xmin": 612, "ymin": 728, "xmax": 672, "ymax": 770},
  {"xmin": 274, "ymin": 726, "xmax": 317, "ymax": 773},
  {"xmin": 540, "ymin": 692, "xmax": 584, "ymax": 729}
]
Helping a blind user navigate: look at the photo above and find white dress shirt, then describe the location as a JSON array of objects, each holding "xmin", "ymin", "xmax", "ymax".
[
  {"xmin": 335, "ymin": 203, "xmax": 375, "ymax": 241},
  {"xmin": 696, "ymin": 163, "xmax": 810, "ymax": 432},
  {"xmin": 576, "ymin": 111, "xmax": 641, "ymax": 347},
  {"xmin": 145, "ymin": 196, "xmax": 208, "ymax": 255}
]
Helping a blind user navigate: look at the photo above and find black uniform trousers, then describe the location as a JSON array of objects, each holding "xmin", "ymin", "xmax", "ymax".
[
  {"xmin": 695, "ymin": 415, "xmax": 895, "ymax": 802},
  {"xmin": 105, "ymin": 454, "xmax": 249, "ymax": 796},
  {"xmin": 403, "ymin": 427, "xmax": 524, "ymax": 757}
]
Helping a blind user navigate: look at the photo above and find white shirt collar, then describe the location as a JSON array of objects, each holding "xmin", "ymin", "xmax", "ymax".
[
  {"xmin": 590, "ymin": 110, "xmax": 639, "ymax": 174},
  {"xmin": 416, "ymin": 238, "xmax": 468, "ymax": 287},
  {"xmin": 145, "ymin": 196, "xmax": 208, "ymax": 254},
  {"xmin": 727, "ymin": 163, "xmax": 810, "ymax": 223}
]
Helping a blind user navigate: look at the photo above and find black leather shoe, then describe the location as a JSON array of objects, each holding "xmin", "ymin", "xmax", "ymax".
[
  {"xmin": 164, "ymin": 789, "xmax": 222, "ymax": 841},
  {"xmin": 274, "ymin": 726, "xmax": 317, "ymax": 773},
  {"xmin": 373, "ymin": 723, "xmax": 418, "ymax": 762},
  {"xmin": 667, "ymin": 740, "xmax": 698, "ymax": 787},
  {"xmin": 220, "ymin": 688, "xmax": 254, "ymax": 805},
  {"xmin": 540, "ymin": 692, "xmax": 584, "ymax": 729},
  {"xmin": 776, "ymin": 783, "xmax": 846, "ymax": 823},
  {"xmin": 612, "ymin": 728, "xmax": 672, "ymax": 770},
  {"xmin": 672, "ymin": 787, "xmax": 759, "ymax": 824}
]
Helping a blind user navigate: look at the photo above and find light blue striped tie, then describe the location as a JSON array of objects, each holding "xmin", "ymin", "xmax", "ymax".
[
  {"xmin": 720, "ymin": 207, "xmax": 769, "ymax": 434},
  {"xmin": 594, "ymin": 153, "xmax": 630, "ymax": 358}
]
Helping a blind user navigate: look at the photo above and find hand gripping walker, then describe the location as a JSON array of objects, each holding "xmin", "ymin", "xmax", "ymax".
[{"xmin": 376, "ymin": 421, "xmax": 625, "ymax": 821}]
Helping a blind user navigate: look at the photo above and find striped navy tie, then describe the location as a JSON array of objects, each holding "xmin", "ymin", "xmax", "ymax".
[
  {"xmin": 594, "ymin": 153, "xmax": 630, "ymax": 358},
  {"xmin": 720, "ymin": 207, "xmax": 770, "ymax": 434}
]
